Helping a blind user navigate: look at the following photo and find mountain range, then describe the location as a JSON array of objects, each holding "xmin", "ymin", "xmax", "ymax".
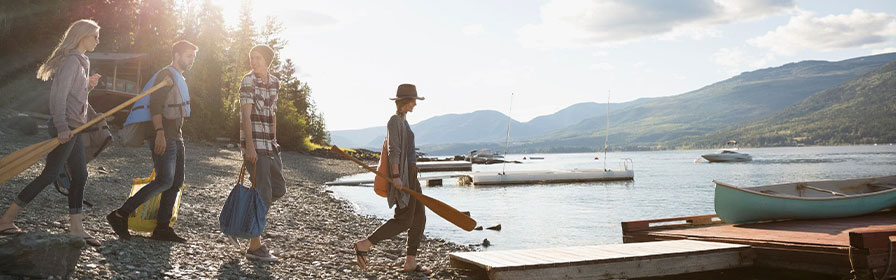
[{"xmin": 330, "ymin": 53, "xmax": 896, "ymax": 155}]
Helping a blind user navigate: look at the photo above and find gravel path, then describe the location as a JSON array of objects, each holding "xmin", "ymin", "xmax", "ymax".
[{"xmin": 0, "ymin": 122, "xmax": 475, "ymax": 279}]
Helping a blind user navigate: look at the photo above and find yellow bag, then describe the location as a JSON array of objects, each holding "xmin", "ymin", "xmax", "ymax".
[{"xmin": 127, "ymin": 170, "xmax": 187, "ymax": 233}]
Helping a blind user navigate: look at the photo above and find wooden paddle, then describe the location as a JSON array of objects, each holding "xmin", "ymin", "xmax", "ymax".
[
  {"xmin": 330, "ymin": 145, "xmax": 477, "ymax": 232},
  {"xmin": 0, "ymin": 78, "xmax": 173, "ymax": 184}
]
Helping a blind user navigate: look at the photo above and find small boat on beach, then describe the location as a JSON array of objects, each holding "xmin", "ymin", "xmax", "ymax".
[
  {"xmin": 701, "ymin": 140, "xmax": 751, "ymax": 162},
  {"xmin": 714, "ymin": 175, "xmax": 896, "ymax": 224}
]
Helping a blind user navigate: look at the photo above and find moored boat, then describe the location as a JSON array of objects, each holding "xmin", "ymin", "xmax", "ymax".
[{"xmin": 714, "ymin": 176, "xmax": 896, "ymax": 224}]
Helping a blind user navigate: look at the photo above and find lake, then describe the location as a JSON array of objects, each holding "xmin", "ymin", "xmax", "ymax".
[{"xmin": 329, "ymin": 145, "xmax": 896, "ymax": 250}]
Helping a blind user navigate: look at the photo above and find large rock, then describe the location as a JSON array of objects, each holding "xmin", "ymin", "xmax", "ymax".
[{"xmin": 0, "ymin": 232, "xmax": 85, "ymax": 278}]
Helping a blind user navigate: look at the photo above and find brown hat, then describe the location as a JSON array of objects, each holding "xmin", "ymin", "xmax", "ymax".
[{"xmin": 390, "ymin": 84, "xmax": 425, "ymax": 100}]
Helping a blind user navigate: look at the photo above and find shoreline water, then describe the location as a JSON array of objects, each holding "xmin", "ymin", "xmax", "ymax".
[{"xmin": 0, "ymin": 126, "xmax": 473, "ymax": 279}]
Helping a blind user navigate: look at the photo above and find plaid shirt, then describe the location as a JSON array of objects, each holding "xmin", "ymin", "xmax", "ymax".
[{"xmin": 239, "ymin": 71, "xmax": 279, "ymax": 155}]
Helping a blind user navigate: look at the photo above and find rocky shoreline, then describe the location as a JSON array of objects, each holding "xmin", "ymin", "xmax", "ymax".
[{"xmin": 0, "ymin": 123, "xmax": 475, "ymax": 279}]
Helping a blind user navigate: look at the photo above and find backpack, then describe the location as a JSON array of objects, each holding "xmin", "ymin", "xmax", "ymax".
[
  {"xmin": 120, "ymin": 67, "xmax": 190, "ymax": 147},
  {"xmin": 373, "ymin": 139, "xmax": 389, "ymax": 198}
]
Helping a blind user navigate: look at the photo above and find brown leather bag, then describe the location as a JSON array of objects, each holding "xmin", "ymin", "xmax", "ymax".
[{"xmin": 373, "ymin": 139, "xmax": 389, "ymax": 197}]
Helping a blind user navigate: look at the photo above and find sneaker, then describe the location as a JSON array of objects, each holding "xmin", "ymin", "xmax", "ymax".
[
  {"xmin": 246, "ymin": 245, "xmax": 279, "ymax": 262},
  {"xmin": 106, "ymin": 211, "xmax": 131, "ymax": 239},
  {"xmin": 150, "ymin": 227, "xmax": 187, "ymax": 243}
]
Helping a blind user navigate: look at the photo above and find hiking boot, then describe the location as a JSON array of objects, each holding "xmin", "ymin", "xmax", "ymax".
[
  {"xmin": 150, "ymin": 226, "xmax": 187, "ymax": 243},
  {"xmin": 106, "ymin": 211, "xmax": 130, "ymax": 239},
  {"xmin": 246, "ymin": 245, "xmax": 279, "ymax": 262}
]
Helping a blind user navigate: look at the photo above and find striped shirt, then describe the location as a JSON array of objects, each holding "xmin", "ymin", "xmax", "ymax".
[{"xmin": 239, "ymin": 71, "xmax": 279, "ymax": 155}]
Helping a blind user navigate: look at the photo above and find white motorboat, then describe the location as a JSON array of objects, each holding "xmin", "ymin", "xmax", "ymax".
[{"xmin": 701, "ymin": 140, "xmax": 752, "ymax": 162}]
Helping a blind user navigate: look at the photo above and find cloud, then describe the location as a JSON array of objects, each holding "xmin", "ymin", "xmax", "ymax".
[
  {"xmin": 713, "ymin": 47, "xmax": 773, "ymax": 69},
  {"xmin": 590, "ymin": 62, "xmax": 614, "ymax": 71},
  {"xmin": 462, "ymin": 24, "xmax": 485, "ymax": 36},
  {"xmin": 749, "ymin": 9, "xmax": 896, "ymax": 55},
  {"xmin": 872, "ymin": 47, "xmax": 896, "ymax": 55},
  {"xmin": 518, "ymin": 0, "xmax": 794, "ymax": 48}
]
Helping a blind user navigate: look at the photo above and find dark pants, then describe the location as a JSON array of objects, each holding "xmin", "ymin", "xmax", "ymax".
[
  {"xmin": 15, "ymin": 125, "xmax": 87, "ymax": 214},
  {"xmin": 244, "ymin": 151, "xmax": 286, "ymax": 207},
  {"xmin": 118, "ymin": 139, "xmax": 184, "ymax": 228},
  {"xmin": 367, "ymin": 168, "xmax": 426, "ymax": 256}
]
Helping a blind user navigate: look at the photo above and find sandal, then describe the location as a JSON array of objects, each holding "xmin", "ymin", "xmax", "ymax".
[
  {"xmin": 403, "ymin": 265, "xmax": 432, "ymax": 275},
  {"xmin": 352, "ymin": 243, "xmax": 369, "ymax": 270},
  {"xmin": 227, "ymin": 236, "xmax": 242, "ymax": 249},
  {"xmin": 0, "ymin": 227, "xmax": 25, "ymax": 236}
]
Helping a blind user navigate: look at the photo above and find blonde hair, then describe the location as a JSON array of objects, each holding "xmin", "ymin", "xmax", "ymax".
[{"xmin": 36, "ymin": 19, "xmax": 100, "ymax": 81}]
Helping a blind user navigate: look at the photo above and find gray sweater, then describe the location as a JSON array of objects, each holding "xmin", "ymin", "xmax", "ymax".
[
  {"xmin": 49, "ymin": 50, "xmax": 94, "ymax": 135},
  {"xmin": 386, "ymin": 114, "xmax": 416, "ymax": 209}
]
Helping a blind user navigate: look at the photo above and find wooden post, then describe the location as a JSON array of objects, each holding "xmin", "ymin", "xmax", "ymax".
[
  {"xmin": 848, "ymin": 226, "xmax": 896, "ymax": 280},
  {"xmin": 113, "ymin": 61, "xmax": 118, "ymax": 92},
  {"xmin": 136, "ymin": 57, "xmax": 142, "ymax": 93}
]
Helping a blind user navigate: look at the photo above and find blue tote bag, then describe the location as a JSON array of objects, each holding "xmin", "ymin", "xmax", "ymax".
[{"xmin": 219, "ymin": 163, "xmax": 268, "ymax": 238}]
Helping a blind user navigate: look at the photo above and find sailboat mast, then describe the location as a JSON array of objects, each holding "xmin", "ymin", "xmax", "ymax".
[
  {"xmin": 502, "ymin": 93, "xmax": 514, "ymax": 175},
  {"xmin": 604, "ymin": 92, "xmax": 609, "ymax": 171}
]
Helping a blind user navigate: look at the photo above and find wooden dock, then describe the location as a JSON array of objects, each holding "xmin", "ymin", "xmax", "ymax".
[
  {"xmin": 324, "ymin": 173, "xmax": 468, "ymax": 186},
  {"xmin": 621, "ymin": 210, "xmax": 896, "ymax": 279},
  {"xmin": 449, "ymin": 240, "xmax": 754, "ymax": 279},
  {"xmin": 370, "ymin": 161, "xmax": 472, "ymax": 172}
]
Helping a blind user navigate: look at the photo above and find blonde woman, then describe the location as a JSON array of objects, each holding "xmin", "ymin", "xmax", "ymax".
[{"xmin": 0, "ymin": 19, "xmax": 102, "ymax": 246}]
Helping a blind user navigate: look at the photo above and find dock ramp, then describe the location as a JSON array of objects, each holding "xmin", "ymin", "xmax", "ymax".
[{"xmin": 449, "ymin": 240, "xmax": 753, "ymax": 279}]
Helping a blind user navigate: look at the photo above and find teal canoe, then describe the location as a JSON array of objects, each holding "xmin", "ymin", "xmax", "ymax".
[{"xmin": 714, "ymin": 176, "xmax": 896, "ymax": 224}]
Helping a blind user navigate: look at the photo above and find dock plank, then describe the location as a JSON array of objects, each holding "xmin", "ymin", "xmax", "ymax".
[
  {"xmin": 449, "ymin": 240, "xmax": 753, "ymax": 279},
  {"xmin": 621, "ymin": 210, "xmax": 896, "ymax": 276}
]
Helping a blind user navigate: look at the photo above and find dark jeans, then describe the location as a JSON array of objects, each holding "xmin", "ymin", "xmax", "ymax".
[
  {"xmin": 118, "ymin": 139, "xmax": 184, "ymax": 228},
  {"xmin": 367, "ymin": 168, "xmax": 426, "ymax": 256},
  {"xmin": 15, "ymin": 125, "xmax": 87, "ymax": 214}
]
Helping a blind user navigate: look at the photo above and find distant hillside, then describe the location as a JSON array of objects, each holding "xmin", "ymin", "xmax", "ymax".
[
  {"xmin": 677, "ymin": 59, "xmax": 896, "ymax": 147},
  {"xmin": 331, "ymin": 53, "xmax": 896, "ymax": 155},
  {"xmin": 513, "ymin": 52, "xmax": 896, "ymax": 152},
  {"xmin": 330, "ymin": 104, "xmax": 633, "ymax": 150}
]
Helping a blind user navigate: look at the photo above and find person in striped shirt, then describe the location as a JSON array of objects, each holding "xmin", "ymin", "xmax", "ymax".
[{"xmin": 237, "ymin": 44, "xmax": 285, "ymax": 262}]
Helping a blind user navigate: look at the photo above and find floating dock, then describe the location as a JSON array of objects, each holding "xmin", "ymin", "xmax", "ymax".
[
  {"xmin": 370, "ymin": 161, "xmax": 472, "ymax": 172},
  {"xmin": 621, "ymin": 211, "xmax": 896, "ymax": 279},
  {"xmin": 458, "ymin": 168, "xmax": 633, "ymax": 186},
  {"xmin": 324, "ymin": 173, "xmax": 468, "ymax": 186},
  {"xmin": 449, "ymin": 239, "xmax": 753, "ymax": 279}
]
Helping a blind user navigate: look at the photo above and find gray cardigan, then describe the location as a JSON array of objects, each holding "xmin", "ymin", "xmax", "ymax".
[
  {"xmin": 386, "ymin": 114, "xmax": 416, "ymax": 209},
  {"xmin": 49, "ymin": 50, "xmax": 94, "ymax": 135}
]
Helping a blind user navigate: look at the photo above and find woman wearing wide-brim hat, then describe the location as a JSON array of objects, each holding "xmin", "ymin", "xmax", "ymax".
[{"xmin": 353, "ymin": 84, "xmax": 431, "ymax": 275}]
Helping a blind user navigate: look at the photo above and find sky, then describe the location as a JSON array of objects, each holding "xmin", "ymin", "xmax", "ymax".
[{"xmin": 212, "ymin": 0, "xmax": 896, "ymax": 131}]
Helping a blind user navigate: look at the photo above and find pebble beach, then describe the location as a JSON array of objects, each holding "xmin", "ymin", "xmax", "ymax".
[{"xmin": 0, "ymin": 123, "xmax": 474, "ymax": 279}]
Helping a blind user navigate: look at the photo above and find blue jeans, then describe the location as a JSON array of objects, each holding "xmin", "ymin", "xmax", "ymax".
[
  {"xmin": 15, "ymin": 125, "xmax": 87, "ymax": 214},
  {"xmin": 118, "ymin": 138, "xmax": 185, "ymax": 228}
]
